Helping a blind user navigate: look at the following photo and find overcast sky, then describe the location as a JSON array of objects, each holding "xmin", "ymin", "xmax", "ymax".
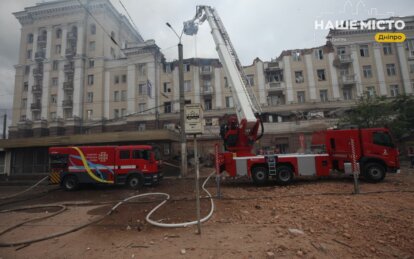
[{"xmin": 0, "ymin": 0, "xmax": 413, "ymax": 134}]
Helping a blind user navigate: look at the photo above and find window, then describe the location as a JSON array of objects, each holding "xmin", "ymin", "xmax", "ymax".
[
  {"xmin": 50, "ymin": 112, "xmax": 57, "ymax": 121},
  {"xmin": 185, "ymin": 100, "xmax": 191, "ymax": 105},
  {"xmin": 53, "ymin": 61, "xmax": 58, "ymax": 71},
  {"xmin": 268, "ymin": 95, "xmax": 282, "ymax": 106},
  {"xmin": 224, "ymin": 77, "xmax": 229, "ymax": 88},
  {"xmin": 292, "ymin": 50, "xmax": 301, "ymax": 61},
  {"xmin": 122, "ymin": 74, "xmax": 127, "ymax": 83},
  {"xmin": 121, "ymin": 108, "xmax": 127, "ymax": 117},
  {"xmin": 246, "ymin": 75, "xmax": 255, "ymax": 86},
  {"xmin": 138, "ymin": 123, "xmax": 146, "ymax": 131},
  {"xmin": 184, "ymin": 63, "xmax": 190, "ymax": 72},
  {"xmin": 343, "ymin": 87, "xmax": 353, "ymax": 100},
  {"xmin": 366, "ymin": 86, "xmax": 375, "ymax": 97},
  {"xmin": 87, "ymin": 110, "xmax": 93, "ymax": 120},
  {"xmin": 163, "ymin": 82, "xmax": 171, "ymax": 93},
  {"xmin": 119, "ymin": 150, "xmax": 130, "ymax": 159},
  {"xmin": 121, "ymin": 90, "xmax": 127, "ymax": 101},
  {"xmin": 390, "ymin": 85, "xmax": 399, "ymax": 97},
  {"xmin": 56, "ymin": 29, "xmax": 62, "ymax": 39},
  {"xmin": 27, "ymin": 33, "xmax": 33, "ymax": 44},
  {"xmin": 89, "ymin": 59, "xmax": 94, "ymax": 68},
  {"xmin": 205, "ymin": 118, "xmax": 213, "ymax": 126},
  {"xmin": 163, "ymin": 143, "xmax": 170, "ymax": 155},
  {"xmin": 25, "ymin": 66, "xmax": 30, "ymax": 75},
  {"xmin": 383, "ymin": 43, "xmax": 392, "ymax": 55},
  {"xmin": 51, "ymin": 94, "xmax": 57, "ymax": 104},
  {"xmin": 110, "ymin": 47, "xmax": 115, "ymax": 58},
  {"xmin": 114, "ymin": 109, "xmax": 120, "ymax": 118},
  {"xmin": 114, "ymin": 91, "xmax": 119, "ymax": 102},
  {"xmin": 21, "ymin": 98, "xmax": 27, "ymax": 108},
  {"xmin": 297, "ymin": 91, "xmax": 305, "ymax": 103},
  {"xmin": 359, "ymin": 45, "xmax": 369, "ymax": 57},
  {"xmin": 315, "ymin": 49, "xmax": 323, "ymax": 60},
  {"xmin": 363, "ymin": 65, "xmax": 372, "ymax": 78},
  {"xmin": 164, "ymin": 63, "xmax": 172, "ymax": 73},
  {"xmin": 295, "ymin": 71, "xmax": 304, "ymax": 83},
  {"xmin": 132, "ymin": 150, "xmax": 149, "ymax": 160},
  {"xmin": 138, "ymin": 64, "xmax": 146, "ymax": 76},
  {"xmin": 52, "ymin": 77, "xmax": 58, "ymax": 86},
  {"xmin": 337, "ymin": 47, "xmax": 346, "ymax": 55},
  {"xmin": 23, "ymin": 82, "xmax": 28, "ymax": 91},
  {"xmin": 164, "ymin": 102, "xmax": 171, "ymax": 113},
  {"xmin": 320, "ymin": 90, "xmax": 328, "ymax": 102},
  {"xmin": 386, "ymin": 64, "xmax": 396, "ymax": 76},
  {"xmin": 410, "ymin": 63, "xmax": 414, "ymax": 73},
  {"xmin": 114, "ymin": 75, "xmax": 119, "ymax": 84},
  {"xmin": 55, "ymin": 44, "xmax": 61, "ymax": 54},
  {"xmin": 138, "ymin": 83, "xmax": 146, "ymax": 95},
  {"xmin": 225, "ymin": 96, "xmax": 234, "ymax": 108},
  {"xmin": 184, "ymin": 80, "xmax": 191, "ymax": 92},
  {"xmin": 373, "ymin": 132, "xmax": 394, "ymax": 147},
  {"xmin": 89, "ymin": 41, "xmax": 96, "ymax": 51},
  {"xmin": 27, "ymin": 50, "xmax": 32, "ymax": 59},
  {"xmin": 204, "ymin": 99, "xmax": 212, "ymax": 110},
  {"xmin": 317, "ymin": 69, "xmax": 326, "ymax": 81},
  {"xmin": 87, "ymin": 92, "xmax": 93, "ymax": 103},
  {"xmin": 138, "ymin": 103, "xmax": 146, "ymax": 113},
  {"xmin": 201, "ymin": 66, "xmax": 211, "ymax": 72},
  {"xmin": 87, "ymin": 74, "xmax": 94, "ymax": 85},
  {"xmin": 90, "ymin": 24, "xmax": 96, "ymax": 35}
]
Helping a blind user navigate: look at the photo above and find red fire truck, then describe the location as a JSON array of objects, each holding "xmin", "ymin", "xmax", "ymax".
[
  {"xmin": 184, "ymin": 6, "xmax": 400, "ymax": 185},
  {"xmin": 49, "ymin": 145, "xmax": 162, "ymax": 191}
]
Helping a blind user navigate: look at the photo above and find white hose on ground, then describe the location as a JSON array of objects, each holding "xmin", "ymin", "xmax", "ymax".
[
  {"xmin": 110, "ymin": 171, "xmax": 216, "ymax": 228},
  {"xmin": 0, "ymin": 176, "xmax": 49, "ymax": 200}
]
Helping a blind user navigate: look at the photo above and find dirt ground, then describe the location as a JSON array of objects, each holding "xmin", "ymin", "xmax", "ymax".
[{"xmin": 0, "ymin": 165, "xmax": 413, "ymax": 259}]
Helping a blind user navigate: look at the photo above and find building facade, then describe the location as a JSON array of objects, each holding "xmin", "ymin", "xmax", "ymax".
[{"xmin": 1, "ymin": 0, "xmax": 413, "ymax": 175}]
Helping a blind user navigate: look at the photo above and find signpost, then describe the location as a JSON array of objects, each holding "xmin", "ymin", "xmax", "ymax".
[{"xmin": 184, "ymin": 104, "xmax": 203, "ymax": 234}]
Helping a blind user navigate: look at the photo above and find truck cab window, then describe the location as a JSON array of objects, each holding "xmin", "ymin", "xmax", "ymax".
[
  {"xmin": 132, "ymin": 150, "xmax": 150, "ymax": 160},
  {"xmin": 373, "ymin": 132, "xmax": 394, "ymax": 147},
  {"xmin": 119, "ymin": 150, "xmax": 130, "ymax": 159}
]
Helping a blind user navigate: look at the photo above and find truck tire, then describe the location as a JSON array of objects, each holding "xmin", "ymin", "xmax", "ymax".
[
  {"xmin": 276, "ymin": 165, "xmax": 293, "ymax": 185},
  {"xmin": 126, "ymin": 173, "xmax": 144, "ymax": 189},
  {"xmin": 363, "ymin": 163, "xmax": 386, "ymax": 183},
  {"xmin": 62, "ymin": 175, "xmax": 79, "ymax": 191},
  {"xmin": 251, "ymin": 166, "xmax": 269, "ymax": 185}
]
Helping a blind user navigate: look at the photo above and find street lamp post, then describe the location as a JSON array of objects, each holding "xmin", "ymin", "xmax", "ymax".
[{"xmin": 166, "ymin": 22, "xmax": 187, "ymax": 177}]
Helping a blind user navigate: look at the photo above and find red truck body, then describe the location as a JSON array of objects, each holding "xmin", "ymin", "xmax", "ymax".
[
  {"xmin": 49, "ymin": 145, "xmax": 162, "ymax": 190},
  {"xmin": 217, "ymin": 128, "xmax": 400, "ymax": 185}
]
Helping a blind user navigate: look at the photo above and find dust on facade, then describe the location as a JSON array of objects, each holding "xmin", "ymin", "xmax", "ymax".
[{"xmin": 0, "ymin": 0, "xmax": 413, "ymax": 175}]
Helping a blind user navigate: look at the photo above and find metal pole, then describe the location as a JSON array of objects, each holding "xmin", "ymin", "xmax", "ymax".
[
  {"xmin": 194, "ymin": 134, "xmax": 201, "ymax": 234},
  {"xmin": 350, "ymin": 138, "xmax": 360, "ymax": 194},
  {"xmin": 215, "ymin": 143, "xmax": 221, "ymax": 198},
  {"xmin": 178, "ymin": 43, "xmax": 187, "ymax": 177},
  {"xmin": 2, "ymin": 114, "xmax": 6, "ymax": 139}
]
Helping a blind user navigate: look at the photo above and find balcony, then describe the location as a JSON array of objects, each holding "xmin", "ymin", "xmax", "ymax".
[
  {"xmin": 267, "ymin": 82, "xmax": 285, "ymax": 92},
  {"xmin": 37, "ymin": 35, "xmax": 47, "ymax": 44},
  {"xmin": 200, "ymin": 66, "xmax": 212, "ymax": 75},
  {"xmin": 202, "ymin": 86, "xmax": 214, "ymax": 95},
  {"xmin": 266, "ymin": 62, "xmax": 282, "ymax": 71},
  {"xmin": 65, "ymin": 48, "xmax": 75, "ymax": 58},
  {"xmin": 67, "ymin": 32, "xmax": 77, "ymax": 41},
  {"xmin": 33, "ymin": 68, "xmax": 43, "ymax": 78},
  {"xmin": 64, "ymin": 63, "xmax": 74, "ymax": 73},
  {"xmin": 34, "ymin": 51, "xmax": 45, "ymax": 62},
  {"xmin": 62, "ymin": 99, "xmax": 73, "ymax": 108},
  {"xmin": 63, "ymin": 81, "xmax": 74, "ymax": 91},
  {"xmin": 339, "ymin": 74, "xmax": 356, "ymax": 85},
  {"xmin": 32, "ymin": 85, "xmax": 42, "ymax": 94},
  {"xmin": 30, "ymin": 102, "xmax": 41, "ymax": 111}
]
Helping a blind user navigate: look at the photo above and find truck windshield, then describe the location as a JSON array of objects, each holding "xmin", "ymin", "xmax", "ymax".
[{"xmin": 373, "ymin": 132, "xmax": 394, "ymax": 148}]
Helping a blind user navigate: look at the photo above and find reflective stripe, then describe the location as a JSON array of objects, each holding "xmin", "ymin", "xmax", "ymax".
[
  {"xmin": 69, "ymin": 165, "xmax": 116, "ymax": 170},
  {"xmin": 119, "ymin": 165, "xmax": 136, "ymax": 169}
]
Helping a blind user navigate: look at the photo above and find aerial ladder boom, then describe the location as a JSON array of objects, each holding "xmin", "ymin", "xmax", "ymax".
[{"xmin": 184, "ymin": 5, "xmax": 261, "ymax": 129}]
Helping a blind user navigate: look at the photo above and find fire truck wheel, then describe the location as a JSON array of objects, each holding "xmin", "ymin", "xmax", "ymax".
[
  {"xmin": 276, "ymin": 165, "xmax": 293, "ymax": 185},
  {"xmin": 363, "ymin": 163, "xmax": 386, "ymax": 182},
  {"xmin": 126, "ymin": 173, "xmax": 144, "ymax": 189},
  {"xmin": 62, "ymin": 175, "xmax": 79, "ymax": 191},
  {"xmin": 251, "ymin": 166, "xmax": 269, "ymax": 185}
]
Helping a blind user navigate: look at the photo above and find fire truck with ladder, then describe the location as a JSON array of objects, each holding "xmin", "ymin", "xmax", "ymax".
[
  {"xmin": 184, "ymin": 6, "xmax": 400, "ymax": 185},
  {"xmin": 49, "ymin": 145, "xmax": 162, "ymax": 190}
]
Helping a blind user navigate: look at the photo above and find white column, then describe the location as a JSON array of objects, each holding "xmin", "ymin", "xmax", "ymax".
[
  {"xmin": 328, "ymin": 53, "xmax": 340, "ymax": 99},
  {"xmin": 57, "ymin": 61, "xmax": 65, "ymax": 118},
  {"xmin": 147, "ymin": 61, "xmax": 156, "ymax": 112},
  {"xmin": 350, "ymin": 45, "xmax": 363, "ymax": 96},
  {"xmin": 373, "ymin": 43, "xmax": 387, "ymax": 96},
  {"xmin": 193, "ymin": 66, "xmax": 200, "ymax": 103},
  {"xmin": 61, "ymin": 25, "xmax": 67, "ymax": 57},
  {"xmin": 396, "ymin": 43, "xmax": 413, "ymax": 94},
  {"xmin": 72, "ymin": 59, "xmax": 84, "ymax": 118},
  {"xmin": 173, "ymin": 68, "xmax": 179, "ymax": 112},
  {"xmin": 256, "ymin": 60, "xmax": 266, "ymax": 105},
  {"xmin": 45, "ymin": 27, "xmax": 52, "ymax": 60},
  {"xmin": 214, "ymin": 68, "xmax": 222, "ymax": 108},
  {"xmin": 304, "ymin": 54, "xmax": 317, "ymax": 100},
  {"xmin": 76, "ymin": 23, "xmax": 84, "ymax": 56},
  {"xmin": 127, "ymin": 64, "xmax": 136, "ymax": 114},
  {"xmin": 283, "ymin": 56, "xmax": 294, "ymax": 103},
  {"xmin": 26, "ymin": 66, "xmax": 34, "ymax": 120},
  {"xmin": 104, "ymin": 71, "xmax": 110, "ymax": 118},
  {"xmin": 41, "ymin": 63, "xmax": 51, "ymax": 119}
]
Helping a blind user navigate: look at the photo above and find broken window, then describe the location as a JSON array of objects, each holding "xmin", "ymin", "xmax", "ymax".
[
  {"xmin": 295, "ymin": 71, "xmax": 304, "ymax": 83},
  {"xmin": 317, "ymin": 69, "xmax": 326, "ymax": 81}
]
